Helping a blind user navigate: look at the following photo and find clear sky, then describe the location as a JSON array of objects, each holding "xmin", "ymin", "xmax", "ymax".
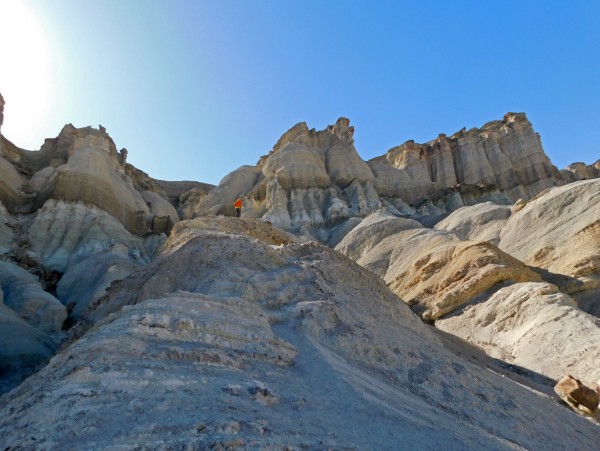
[{"xmin": 0, "ymin": 0, "xmax": 598, "ymax": 185}]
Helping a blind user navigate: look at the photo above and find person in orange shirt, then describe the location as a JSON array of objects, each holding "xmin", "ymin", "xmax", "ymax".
[{"xmin": 233, "ymin": 197, "xmax": 243, "ymax": 217}]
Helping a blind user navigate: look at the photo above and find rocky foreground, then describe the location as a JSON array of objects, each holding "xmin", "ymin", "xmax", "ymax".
[
  {"xmin": 1, "ymin": 96, "xmax": 599, "ymax": 449},
  {"xmin": 1, "ymin": 218, "xmax": 599, "ymax": 449}
]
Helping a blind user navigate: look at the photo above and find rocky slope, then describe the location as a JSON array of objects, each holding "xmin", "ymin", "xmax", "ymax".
[
  {"xmin": 2, "ymin": 217, "xmax": 599, "ymax": 449},
  {"xmin": 337, "ymin": 179, "xmax": 600, "ymax": 387},
  {"xmin": 1, "ymin": 94, "xmax": 599, "ymax": 448}
]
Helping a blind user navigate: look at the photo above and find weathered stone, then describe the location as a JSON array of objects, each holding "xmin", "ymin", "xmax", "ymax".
[
  {"xmin": 0, "ymin": 217, "xmax": 598, "ymax": 449},
  {"xmin": 0, "ymin": 303, "xmax": 60, "ymax": 395},
  {"xmin": 32, "ymin": 126, "xmax": 151, "ymax": 235},
  {"xmin": 369, "ymin": 113, "xmax": 564, "ymax": 206},
  {"xmin": 434, "ymin": 202, "xmax": 512, "ymax": 245},
  {"xmin": 555, "ymin": 375, "xmax": 599, "ymax": 414},
  {"xmin": 565, "ymin": 161, "xmax": 600, "ymax": 181},
  {"xmin": 498, "ymin": 179, "xmax": 600, "ymax": 315},
  {"xmin": 0, "ymin": 201, "xmax": 16, "ymax": 255},
  {"xmin": 193, "ymin": 118, "xmax": 380, "ymax": 237},
  {"xmin": 436, "ymin": 282, "xmax": 600, "ymax": 382},
  {"xmin": 26, "ymin": 199, "xmax": 149, "ymax": 273},
  {"xmin": 0, "ymin": 261, "xmax": 66, "ymax": 333},
  {"xmin": 336, "ymin": 213, "xmax": 541, "ymax": 321}
]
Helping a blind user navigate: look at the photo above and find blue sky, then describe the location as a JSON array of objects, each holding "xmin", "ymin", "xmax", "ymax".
[{"xmin": 1, "ymin": 0, "xmax": 598, "ymax": 185}]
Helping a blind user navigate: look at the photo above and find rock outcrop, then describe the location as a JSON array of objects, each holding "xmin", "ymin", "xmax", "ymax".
[
  {"xmin": 498, "ymin": 179, "xmax": 600, "ymax": 315},
  {"xmin": 0, "ymin": 260, "xmax": 65, "ymax": 395},
  {"xmin": 336, "ymin": 179, "xmax": 600, "ymax": 387},
  {"xmin": 1, "ymin": 217, "xmax": 599, "ymax": 449},
  {"xmin": 28, "ymin": 124, "xmax": 153, "ymax": 235},
  {"xmin": 565, "ymin": 160, "xmax": 600, "ymax": 181},
  {"xmin": 434, "ymin": 202, "xmax": 512, "ymax": 245},
  {"xmin": 190, "ymin": 113, "xmax": 569, "ymax": 243},
  {"xmin": 1, "ymin": 101, "xmax": 600, "ymax": 447},
  {"xmin": 192, "ymin": 118, "xmax": 381, "ymax": 240},
  {"xmin": 335, "ymin": 212, "xmax": 541, "ymax": 321},
  {"xmin": 370, "ymin": 113, "xmax": 564, "ymax": 206},
  {"xmin": 436, "ymin": 282, "xmax": 600, "ymax": 383}
]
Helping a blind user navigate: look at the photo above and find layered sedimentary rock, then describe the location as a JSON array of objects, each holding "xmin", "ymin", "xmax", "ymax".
[
  {"xmin": 0, "ymin": 100, "xmax": 202, "ymax": 236},
  {"xmin": 498, "ymin": 179, "xmax": 600, "ymax": 316},
  {"xmin": 369, "ymin": 113, "xmax": 564, "ymax": 207},
  {"xmin": 191, "ymin": 114, "xmax": 568, "ymax": 242},
  {"xmin": 337, "ymin": 180, "xmax": 600, "ymax": 387},
  {"xmin": 1, "ymin": 217, "xmax": 598, "ymax": 449},
  {"xmin": 436, "ymin": 282, "xmax": 600, "ymax": 383},
  {"xmin": 0, "ymin": 98, "xmax": 25, "ymax": 209},
  {"xmin": 1, "ymin": 100, "xmax": 600, "ymax": 446},
  {"xmin": 29, "ymin": 125, "xmax": 152, "ymax": 235},
  {"xmin": 26, "ymin": 200, "xmax": 156, "ymax": 319},
  {"xmin": 335, "ymin": 212, "xmax": 541, "ymax": 321},
  {"xmin": 565, "ymin": 160, "xmax": 600, "ymax": 181},
  {"xmin": 434, "ymin": 202, "xmax": 512, "ymax": 245},
  {"xmin": 192, "ymin": 118, "xmax": 381, "ymax": 239}
]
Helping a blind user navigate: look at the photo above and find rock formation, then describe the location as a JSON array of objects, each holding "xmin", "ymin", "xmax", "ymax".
[
  {"xmin": 192, "ymin": 118, "xmax": 381, "ymax": 240},
  {"xmin": 554, "ymin": 375, "xmax": 600, "ymax": 415},
  {"xmin": 1, "ymin": 217, "xmax": 599, "ymax": 449},
  {"xmin": 337, "ymin": 177, "xmax": 600, "ymax": 389},
  {"xmin": 434, "ymin": 202, "xmax": 512, "ymax": 245},
  {"xmin": 335, "ymin": 212, "xmax": 542, "ymax": 321},
  {"xmin": 498, "ymin": 179, "xmax": 600, "ymax": 316},
  {"xmin": 564, "ymin": 160, "xmax": 600, "ymax": 181},
  {"xmin": 190, "ymin": 113, "xmax": 572, "ymax": 243},
  {"xmin": 436, "ymin": 282, "xmax": 600, "ymax": 382},
  {"xmin": 0, "ymin": 92, "xmax": 3, "ymax": 155},
  {"xmin": 1, "ymin": 96, "xmax": 600, "ymax": 448},
  {"xmin": 370, "ymin": 113, "xmax": 564, "ymax": 206}
]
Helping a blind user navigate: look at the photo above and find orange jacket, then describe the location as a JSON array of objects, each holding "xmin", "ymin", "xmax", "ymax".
[{"xmin": 233, "ymin": 198, "xmax": 243, "ymax": 208}]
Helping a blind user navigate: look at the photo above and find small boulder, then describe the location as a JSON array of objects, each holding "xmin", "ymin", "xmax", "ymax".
[{"xmin": 554, "ymin": 375, "xmax": 599, "ymax": 414}]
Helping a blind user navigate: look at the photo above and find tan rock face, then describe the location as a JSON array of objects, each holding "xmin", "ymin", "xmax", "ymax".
[
  {"xmin": 0, "ymin": 159, "xmax": 24, "ymax": 211},
  {"xmin": 193, "ymin": 118, "xmax": 380, "ymax": 237},
  {"xmin": 566, "ymin": 161, "xmax": 600, "ymax": 181},
  {"xmin": 390, "ymin": 240, "xmax": 541, "ymax": 321},
  {"xmin": 434, "ymin": 202, "xmax": 511, "ymax": 245},
  {"xmin": 555, "ymin": 375, "xmax": 599, "ymax": 414},
  {"xmin": 33, "ymin": 127, "xmax": 151, "ymax": 235},
  {"xmin": 336, "ymin": 215, "xmax": 540, "ymax": 321},
  {"xmin": 0, "ymin": 96, "xmax": 25, "ymax": 209},
  {"xmin": 192, "ymin": 114, "xmax": 566, "ymax": 243},
  {"xmin": 498, "ymin": 179, "xmax": 600, "ymax": 316},
  {"xmin": 369, "ymin": 113, "xmax": 563, "ymax": 206},
  {"xmin": 436, "ymin": 282, "xmax": 600, "ymax": 382}
]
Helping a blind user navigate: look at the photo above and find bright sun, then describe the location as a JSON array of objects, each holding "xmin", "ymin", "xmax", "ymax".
[{"xmin": 0, "ymin": 0, "xmax": 55, "ymax": 149}]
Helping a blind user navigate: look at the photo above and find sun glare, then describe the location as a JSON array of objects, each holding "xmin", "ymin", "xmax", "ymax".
[{"xmin": 0, "ymin": 0, "xmax": 55, "ymax": 149}]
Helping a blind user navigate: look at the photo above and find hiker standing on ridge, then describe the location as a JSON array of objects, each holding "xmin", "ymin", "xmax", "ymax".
[{"xmin": 233, "ymin": 197, "xmax": 243, "ymax": 217}]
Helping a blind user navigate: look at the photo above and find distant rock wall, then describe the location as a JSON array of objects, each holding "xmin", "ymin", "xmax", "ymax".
[
  {"xmin": 564, "ymin": 160, "xmax": 600, "ymax": 181},
  {"xmin": 0, "ymin": 119, "xmax": 196, "ymax": 236},
  {"xmin": 191, "ymin": 114, "xmax": 570, "ymax": 240},
  {"xmin": 369, "ymin": 113, "xmax": 564, "ymax": 206}
]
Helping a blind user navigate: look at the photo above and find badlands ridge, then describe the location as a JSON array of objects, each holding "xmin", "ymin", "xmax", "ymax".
[{"xmin": 0, "ymin": 92, "xmax": 599, "ymax": 449}]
